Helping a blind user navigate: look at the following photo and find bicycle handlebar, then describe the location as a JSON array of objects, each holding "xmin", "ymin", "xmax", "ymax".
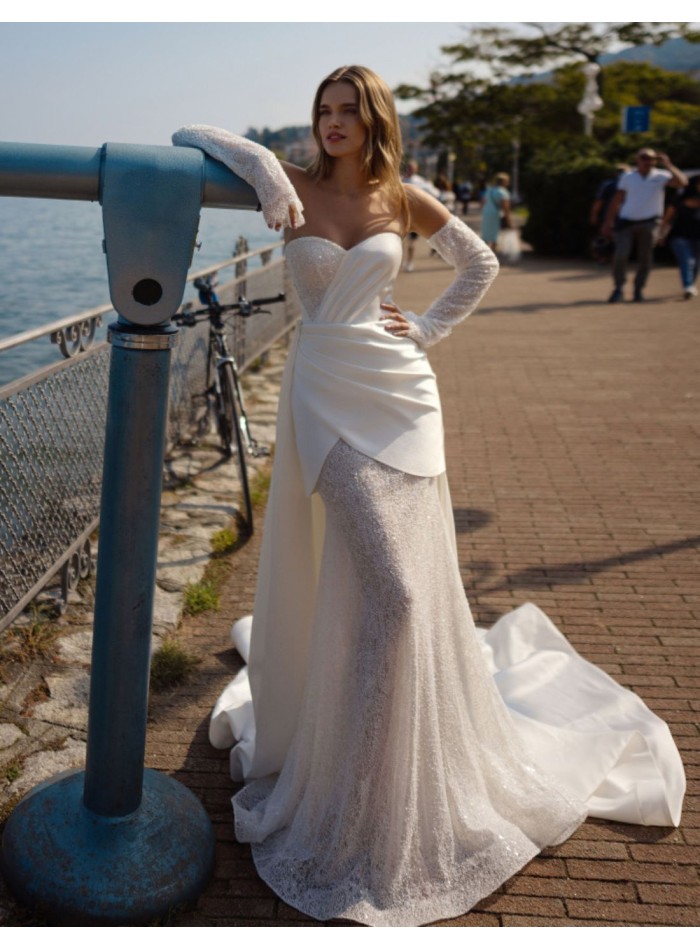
[{"xmin": 174, "ymin": 292, "xmax": 286, "ymax": 326}]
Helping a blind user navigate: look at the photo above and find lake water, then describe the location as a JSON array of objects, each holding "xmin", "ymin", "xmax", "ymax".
[{"xmin": 0, "ymin": 197, "xmax": 276, "ymax": 388}]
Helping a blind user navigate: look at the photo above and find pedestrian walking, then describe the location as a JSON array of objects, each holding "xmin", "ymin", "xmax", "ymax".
[
  {"xmin": 658, "ymin": 173, "xmax": 700, "ymax": 299},
  {"xmin": 480, "ymin": 172, "xmax": 512, "ymax": 251},
  {"xmin": 589, "ymin": 163, "xmax": 629, "ymax": 263},
  {"xmin": 602, "ymin": 149, "xmax": 687, "ymax": 302}
]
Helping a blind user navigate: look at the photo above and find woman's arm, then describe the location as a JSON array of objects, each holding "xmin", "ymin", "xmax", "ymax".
[
  {"xmin": 404, "ymin": 183, "xmax": 451, "ymax": 236},
  {"xmin": 382, "ymin": 187, "xmax": 499, "ymax": 348},
  {"xmin": 171, "ymin": 125, "xmax": 305, "ymax": 231}
]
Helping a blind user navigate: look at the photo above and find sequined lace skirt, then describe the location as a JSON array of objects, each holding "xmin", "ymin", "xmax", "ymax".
[{"xmin": 232, "ymin": 440, "xmax": 584, "ymax": 926}]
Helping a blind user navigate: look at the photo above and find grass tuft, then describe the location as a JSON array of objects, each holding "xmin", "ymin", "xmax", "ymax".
[
  {"xmin": 183, "ymin": 580, "xmax": 219, "ymax": 615},
  {"xmin": 20, "ymin": 679, "xmax": 50, "ymax": 716},
  {"xmin": 3, "ymin": 762, "xmax": 21, "ymax": 784},
  {"xmin": 150, "ymin": 638, "xmax": 201, "ymax": 692},
  {"xmin": 210, "ymin": 526, "xmax": 239, "ymax": 556},
  {"xmin": 249, "ymin": 466, "xmax": 272, "ymax": 510},
  {"xmin": 1, "ymin": 605, "xmax": 61, "ymax": 665}
]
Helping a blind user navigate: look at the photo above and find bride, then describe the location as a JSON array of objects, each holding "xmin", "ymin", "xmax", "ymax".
[{"xmin": 173, "ymin": 65, "xmax": 685, "ymax": 927}]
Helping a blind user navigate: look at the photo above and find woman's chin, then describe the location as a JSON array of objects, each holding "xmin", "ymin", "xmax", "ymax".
[{"xmin": 324, "ymin": 142, "xmax": 362, "ymax": 160}]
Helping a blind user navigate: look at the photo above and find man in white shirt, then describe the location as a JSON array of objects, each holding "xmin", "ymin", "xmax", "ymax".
[{"xmin": 603, "ymin": 149, "xmax": 687, "ymax": 302}]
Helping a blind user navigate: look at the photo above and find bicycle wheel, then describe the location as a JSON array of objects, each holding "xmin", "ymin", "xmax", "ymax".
[{"xmin": 218, "ymin": 362, "xmax": 254, "ymax": 534}]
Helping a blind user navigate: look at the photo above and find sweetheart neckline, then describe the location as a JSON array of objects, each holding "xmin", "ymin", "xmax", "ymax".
[{"xmin": 285, "ymin": 232, "xmax": 403, "ymax": 254}]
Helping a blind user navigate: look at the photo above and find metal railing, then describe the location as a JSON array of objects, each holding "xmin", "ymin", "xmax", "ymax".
[
  {"xmin": 0, "ymin": 238, "xmax": 298, "ymax": 634},
  {"xmin": 0, "ymin": 306, "xmax": 109, "ymax": 362}
]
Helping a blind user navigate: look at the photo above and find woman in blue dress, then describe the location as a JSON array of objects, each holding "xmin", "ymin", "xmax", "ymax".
[{"xmin": 481, "ymin": 172, "xmax": 512, "ymax": 250}]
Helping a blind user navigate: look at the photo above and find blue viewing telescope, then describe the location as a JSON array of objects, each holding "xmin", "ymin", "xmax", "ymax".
[
  {"xmin": 0, "ymin": 140, "xmax": 259, "ymax": 923},
  {"xmin": 0, "ymin": 140, "xmax": 258, "ymax": 325}
]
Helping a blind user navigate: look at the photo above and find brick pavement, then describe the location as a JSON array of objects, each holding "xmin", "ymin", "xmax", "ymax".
[
  {"xmin": 7, "ymin": 235, "xmax": 700, "ymax": 926},
  {"xmin": 149, "ymin": 237, "xmax": 699, "ymax": 927}
]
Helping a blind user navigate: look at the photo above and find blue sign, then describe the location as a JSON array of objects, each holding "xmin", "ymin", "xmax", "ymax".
[{"xmin": 622, "ymin": 106, "xmax": 651, "ymax": 133}]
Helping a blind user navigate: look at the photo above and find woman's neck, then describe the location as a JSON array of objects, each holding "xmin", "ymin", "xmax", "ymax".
[{"xmin": 323, "ymin": 156, "xmax": 373, "ymax": 198}]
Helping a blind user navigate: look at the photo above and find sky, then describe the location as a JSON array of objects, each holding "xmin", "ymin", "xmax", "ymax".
[
  {"xmin": 0, "ymin": 22, "xmax": 471, "ymax": 145},
  {"xmin": 1, "ymin": 9, "xmax": 698, "ymax": 147}
]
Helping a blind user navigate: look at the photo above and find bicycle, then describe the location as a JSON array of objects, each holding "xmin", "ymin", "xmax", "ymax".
[{"xmin": 174, "ymin": 274, "xmax": 284, "ymax": 534}]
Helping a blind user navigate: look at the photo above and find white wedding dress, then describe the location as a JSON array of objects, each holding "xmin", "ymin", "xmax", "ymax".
[{"xmin": 209, "ymin": 231, "xmax": 686, "ymax": 926}]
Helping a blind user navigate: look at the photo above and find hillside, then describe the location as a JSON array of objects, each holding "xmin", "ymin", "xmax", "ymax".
[{"xmin": 603, "ymin": 36, "xmax": 700, "ymax": 74}]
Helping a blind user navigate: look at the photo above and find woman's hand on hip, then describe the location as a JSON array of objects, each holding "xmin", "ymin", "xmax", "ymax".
[{"xmin": 380, "ymin": 302, "xmax": 412, "ymax": 337}]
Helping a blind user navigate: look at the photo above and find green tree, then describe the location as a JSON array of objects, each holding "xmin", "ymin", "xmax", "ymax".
[
  {"xmin": 663, "ymin": 115, "xmax": 700, "ymax": 168},
  {"xmin": 396, "ymin": 24, "xmax": 700, "ymax": 254},
  {"xmin": 396, "ymin": 23, "xmax": 700, "ymax": 170},
  {"xmin": 442, "ymin": 22, "xmax": 700, "ymax": 77},
  {"xmin": 245, "ymin": 125, "xmax": 312, "ymax": 150},
  {"xmin": 520, "ymin": 149, "xmax": 612, "ymax": 256},
  {"xmin": 395, "ymin": 71, "xmax": 583, "ymax": 182},
  {"xmin": 538, "ymin": 60, "xmax": 700, "ymax": 145}
]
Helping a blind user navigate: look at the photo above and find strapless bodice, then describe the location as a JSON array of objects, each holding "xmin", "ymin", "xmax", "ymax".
[
  {"xmin": 284, "ymin": 232, "xmax": 402, "ymax": 324},
  {"xmin": 280, "ymin": 233, "xmax": 446, "ymax": 495}
]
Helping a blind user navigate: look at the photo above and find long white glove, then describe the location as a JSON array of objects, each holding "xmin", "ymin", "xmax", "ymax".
[
  {"xmin": 171, "ymin": 125, "xmax": 305, "ymax": 231},
  {"xmin": 404, "ymin": 217, "xmax": 499, "ymax": 348}
]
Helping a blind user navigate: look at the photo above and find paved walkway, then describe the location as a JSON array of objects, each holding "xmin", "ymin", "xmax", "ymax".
[
  {"xmin": 5, "ymin": 234, "xmax": 700, "ymax": 926},
  {"xmin": 160, "ymin": 237, "xmax": 699, "ymax": 927}
]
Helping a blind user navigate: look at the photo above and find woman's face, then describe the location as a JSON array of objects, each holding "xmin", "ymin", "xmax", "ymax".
[{"xmin": 318, "ymin": 81, "xmax": 367, "ymax": 159}]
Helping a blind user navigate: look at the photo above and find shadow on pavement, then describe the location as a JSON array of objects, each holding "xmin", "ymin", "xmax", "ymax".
[{"xmin": 464, "ymin": 534, "xmax": 700, "ymax": 597}]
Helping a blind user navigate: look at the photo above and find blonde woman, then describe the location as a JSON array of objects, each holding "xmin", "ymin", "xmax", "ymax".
[{"xmin": 173, "ymin": 66, "xmax": 684, "ymax": 926}]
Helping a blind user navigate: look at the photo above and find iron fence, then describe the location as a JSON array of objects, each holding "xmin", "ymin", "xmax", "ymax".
[{"xmin": 0, "ymin": 238, "xmax": 298, "ymax": 633}]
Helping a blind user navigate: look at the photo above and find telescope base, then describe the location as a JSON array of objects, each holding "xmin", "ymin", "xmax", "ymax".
[{"xmin": 1, "ymin": 767, "xmax": 216, "ymax": 924}]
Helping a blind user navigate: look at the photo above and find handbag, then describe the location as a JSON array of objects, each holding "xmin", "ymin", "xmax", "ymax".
[
  {"xmin": 496, "ymin": 227, "xmax": 521, "ymax": 263},
  {"xmin": 489, "ymin": 188, "xmax": 509, "ymax": 229}
]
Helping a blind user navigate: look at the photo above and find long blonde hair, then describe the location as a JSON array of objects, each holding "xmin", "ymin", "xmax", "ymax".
[{"xmin": 308, "ymin": 65, "xmax": 408, "ymax": 224}]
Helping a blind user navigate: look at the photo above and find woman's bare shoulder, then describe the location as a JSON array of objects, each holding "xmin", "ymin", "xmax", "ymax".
[
  {"xmin": 281, "ymin": 161, "xmax": 313, "ymax": 188},
  {"xmin": 403, "ymin": 184, "xmax": 451, "ymax": 238}
]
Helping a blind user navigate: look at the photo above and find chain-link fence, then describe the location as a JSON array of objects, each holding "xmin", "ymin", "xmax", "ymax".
[
  {"xmin": 0, "ymin": 239, "xmax": 298, "ymax": 633},
  {"xmin": 0, "ymin": 349, "xmax": 109, "ymax": 629}
]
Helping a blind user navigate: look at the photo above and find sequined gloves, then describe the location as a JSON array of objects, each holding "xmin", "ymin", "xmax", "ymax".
[
  {"xmin": 404, "ymin": 217, "xmax": 499, "ymax": 348},
  {"xmin": 171, "ymin": 125, "xmax": 305, "ymax": 231}
]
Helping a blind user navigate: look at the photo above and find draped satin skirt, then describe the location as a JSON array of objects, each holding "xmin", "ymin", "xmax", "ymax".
[{"xmin": 215, "ymin": 440, "xmax": 684, "ymax": 926}]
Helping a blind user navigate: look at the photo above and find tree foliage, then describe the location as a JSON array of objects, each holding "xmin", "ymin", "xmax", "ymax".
[
  {"xmin": 246, "ymin": 125, "xmax": 311, "ymax": 149},
  {"xmin": 520, "ymin": 151, "xmax": 612, "ymax": 256},
  {"xmin": 395, "ymin": 24, "xmax": 700, "ymax": 183},
  {"xmin": 395, "ymin": 23, "xmax": 700, "ymax": 255},
  {"xmin": 442, "ymin": 22, "xmax": 700, "ymax": 77}
]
